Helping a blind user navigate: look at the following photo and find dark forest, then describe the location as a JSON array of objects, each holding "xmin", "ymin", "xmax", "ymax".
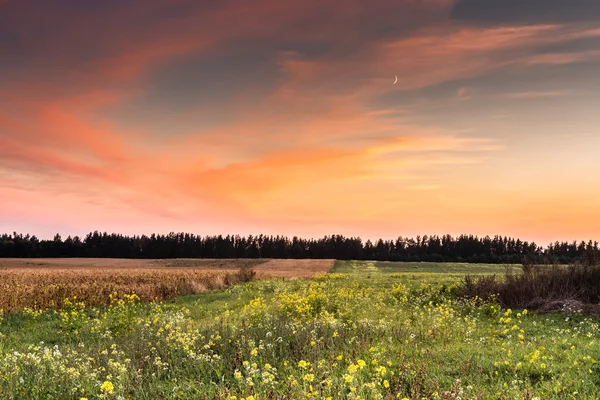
[{"xmin": 1, "ymin": 232, "xmax": 597, "ymax": 264}]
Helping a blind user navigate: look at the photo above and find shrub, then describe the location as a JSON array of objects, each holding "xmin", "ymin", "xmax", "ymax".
[
  {"xmin": 457, "ymin": 263, "xmax": 600, "ymax": 309},
  {"xmin": 237, "ymin": 265, "xmax": 257, "ymax": 283}
]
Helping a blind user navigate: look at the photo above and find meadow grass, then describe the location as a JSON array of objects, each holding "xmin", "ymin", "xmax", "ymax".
[{"xmin": 0, "ymin": 261, "xmax": 598, "ymax": 399}]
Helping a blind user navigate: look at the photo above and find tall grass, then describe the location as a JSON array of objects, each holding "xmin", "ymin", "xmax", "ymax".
[
  {"xmin": 0, "ymin": 266, "xmax": 256, "ymax": 311},
  {"xmin": 457, "ymin": 262, "xmax": 600, "ymax": 309}
]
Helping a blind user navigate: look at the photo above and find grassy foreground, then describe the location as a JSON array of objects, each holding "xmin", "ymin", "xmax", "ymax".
[{"xmin": 0, "ymin": 261, "xmax": 599, "ymax": 399}]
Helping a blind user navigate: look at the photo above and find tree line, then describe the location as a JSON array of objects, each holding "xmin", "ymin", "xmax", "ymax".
[{"xmin": 0, "ymin": 231, "xmax": 598, "ymax": 263}]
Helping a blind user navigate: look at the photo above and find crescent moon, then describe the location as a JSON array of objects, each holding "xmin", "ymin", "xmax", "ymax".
[{"xmin": 393, "ymin": 75, "xmax": 398, "ymax": 84}]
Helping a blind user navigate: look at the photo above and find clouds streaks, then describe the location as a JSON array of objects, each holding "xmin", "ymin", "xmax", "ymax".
[{"xmin": 1, "ymin": 0, "xmax": 599, "ymax": 242}]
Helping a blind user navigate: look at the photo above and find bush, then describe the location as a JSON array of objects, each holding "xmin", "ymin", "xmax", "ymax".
[
  {"xmin": 226, "ymin": 266, "xmax": 256, "ymax": 285},
  {"xmin": 457, "ymin": 263, "xmax": 600, "ymax": 309}
]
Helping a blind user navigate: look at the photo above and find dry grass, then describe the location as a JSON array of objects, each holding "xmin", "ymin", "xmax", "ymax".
[
  {"xmin": 0, "ymin": 258, "xmax": 267, "ymax": 270},
  {"xmin": 253, "ymin": 259, "xmax": 335, "ymax": 278},
  {"xmin": 0, "ymin": 258, "xmax": 334, "ymax": 278},
  {"xmin": 0, "ymin": 268, "xmax": 254, "ymax": 311},
  {"xmin": 0, "ymin": 258, "xmax": 335, "ymax": 311},
  {"xmin": 457, "ymin": 263, "xmax": 600, "ymax": 310}
]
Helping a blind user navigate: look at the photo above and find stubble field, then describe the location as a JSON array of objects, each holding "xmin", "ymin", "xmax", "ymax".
[{"xmin": 0, "ymin": 260, "xmax": 598, "ymax": 399}]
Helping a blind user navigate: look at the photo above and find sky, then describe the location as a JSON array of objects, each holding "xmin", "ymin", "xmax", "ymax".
[{"xmin": 1, "ymin": 0, "xmax": 600, "ymax": 244}]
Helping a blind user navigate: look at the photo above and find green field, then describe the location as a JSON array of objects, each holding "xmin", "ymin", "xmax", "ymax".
[
  {"xmin": 0, "ymin": 261, "xmax": 598, "ymax": 399},
  {"xmin": 333, "ymin": 261, "xmax": 520, "ymax": 288}
]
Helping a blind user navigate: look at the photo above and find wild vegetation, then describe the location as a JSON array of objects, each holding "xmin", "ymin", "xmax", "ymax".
[
  {"xmin": 0, "ymin": 267, "xmax": 255, "ymax": 312},
  {"xmin": 0, "ymin": 259, "xmax": 333, "ymax": 312},
  {"xmin": 0, "ymin": 261, "xmax": 598, "ymax": 399},
  {"xmin": 3, "ymin": 231, "xmax": 599, "ymax": 263},
  {"xmin": 458, "ymin": 261, "xmax": 600, "ymax": 312}
]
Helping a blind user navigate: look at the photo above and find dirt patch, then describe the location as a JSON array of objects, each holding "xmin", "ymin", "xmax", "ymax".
[
  {"xmin": 536, "ymin": 299, "xmax": 600, "ymax": 315},
  {"xmin": 253, "ymin": 259, "xmax": 335, "ymax": 278},
  {"xmin": 150, "ymin": 258, "xmax": 267, "ymax": 269}
]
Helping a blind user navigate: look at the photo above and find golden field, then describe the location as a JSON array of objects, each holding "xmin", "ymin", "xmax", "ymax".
[{"xmin": 0, "ymin": 258, "xmax": 334, "ymax": 311}]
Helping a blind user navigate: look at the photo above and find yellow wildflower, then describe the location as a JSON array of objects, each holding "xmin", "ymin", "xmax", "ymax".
[{"xmin": 100, "ymin": 381, "xmax": 114, "ymax": 394}]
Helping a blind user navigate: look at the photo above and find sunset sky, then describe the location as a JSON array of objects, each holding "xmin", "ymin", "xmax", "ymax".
[{"xmin": 1, "ymin": 0, "xmax": 600, "ymax": 244}]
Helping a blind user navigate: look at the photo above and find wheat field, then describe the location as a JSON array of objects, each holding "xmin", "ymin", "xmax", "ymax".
[{"xmin": 0, "ymin": 258, "xmax": 334, "ymax": 311}]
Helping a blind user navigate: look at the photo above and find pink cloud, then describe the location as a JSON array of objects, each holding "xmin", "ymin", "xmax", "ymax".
[
  {"xmin": 2, "ymin": 1, "xmax": 600, "ymax": 240},
  {"xmin": 504, "ymin": 90, "xmax": 574, "ymax": 99}
]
